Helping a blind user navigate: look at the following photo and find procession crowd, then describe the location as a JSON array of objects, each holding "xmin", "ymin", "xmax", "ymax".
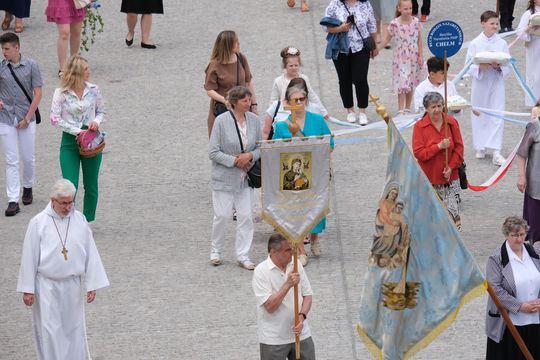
[{"xmin": 2, "ymin": 0, "xmax": 540, "ymax": 359}]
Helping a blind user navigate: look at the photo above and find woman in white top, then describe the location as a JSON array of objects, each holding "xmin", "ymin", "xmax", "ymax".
[
  {"xmin": 485, "ymin": 216, "xmax": 540, "ymax": 359},
  {"xmin": 269, "ymin": 46, "xmax": 328, "ymax": 120}
]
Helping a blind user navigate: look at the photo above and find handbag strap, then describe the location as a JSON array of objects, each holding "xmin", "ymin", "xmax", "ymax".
[
  {"xmin": 272, "ymin": 100, "xmax": 281, "ymax": 122},
  {"xmin": 7, "ymin": 63, "xmax": 34, "ymax": 105},
  {"xmin": 341, "ymin": 0, "xmax": 366, "ymax": 41},
  {"xmin": 230, "ymin": 110, "xmax": 245, "ymax": 153},
  {"xmin": 236, "ymin": 53, "xmax": 245, "ymax": 86}
]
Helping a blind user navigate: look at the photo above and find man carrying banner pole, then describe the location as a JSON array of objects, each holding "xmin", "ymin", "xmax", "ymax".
[{"xmin": 252, "ymin": 233, "xmax": 315, "ymax": 360}]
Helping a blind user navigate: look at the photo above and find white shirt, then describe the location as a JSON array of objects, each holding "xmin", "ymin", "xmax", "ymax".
[
  {"xmin": 269, "ymin": 73, "xmax": 328, "ymax": 116},
  {"xmin": 506, "ymin": 242, "xmax": 540, "ymax": 326},
  {"xmin": 413, "ymin": 78, "xmax": 458, "ymax": 112},
  {"xmin": 252, "ymin": 256, "xmax": 313, "ymax": 345}
]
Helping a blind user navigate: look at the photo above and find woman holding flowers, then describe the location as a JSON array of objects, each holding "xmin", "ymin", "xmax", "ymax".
[{"xmin": 45, "ymin": 0, "xmax": 86, "ymax": 78}]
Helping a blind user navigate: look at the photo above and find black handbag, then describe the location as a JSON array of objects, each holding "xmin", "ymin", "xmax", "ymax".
[
  {"xmin": 341, "ymin": 0, "xmax": 376, "ymax": 52},
  {"xmin": 267, "ymin": 100, "xmax": 280, "ymax": 140},
  {"xmin": 7, "ymin": 63, "xmax": 41, "ymax": 124},
  {"xmin": 213, "ymin": 53, "xmax": 245, "ymax": 117},
  {"xmin": 230, "ymin": 111, "xmax": 261, "ymax": 188},
  {"xmin": 458, "ymin": 162, "xmax": 468, "ymax": 190}
]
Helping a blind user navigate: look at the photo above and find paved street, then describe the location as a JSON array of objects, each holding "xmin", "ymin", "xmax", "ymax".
[{"xmin": 0, "ymin": 0, "xmax": 533, "ymax": 358}]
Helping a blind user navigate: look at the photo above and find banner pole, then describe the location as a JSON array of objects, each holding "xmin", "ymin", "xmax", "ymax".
[
  {"xmin": 293, "ymin": 245, "xmax": 301, "ymax": 359},
  {"xmin": 486, "ymin": 283, "xmax": 533, "ymax": 360},
  {"xmin": 443, "ymin": 50, "xmax": 449, "ymax": 169}
]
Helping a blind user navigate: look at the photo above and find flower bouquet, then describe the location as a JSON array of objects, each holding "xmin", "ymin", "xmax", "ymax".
[{"xmin": 80, "ymin": 0, "xmax": 104, "ymax": 52}]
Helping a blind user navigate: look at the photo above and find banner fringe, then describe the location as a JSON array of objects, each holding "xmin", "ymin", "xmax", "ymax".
[{"xmin": 356, "ymin": 281, "xmax": 487, "ymax": 360}]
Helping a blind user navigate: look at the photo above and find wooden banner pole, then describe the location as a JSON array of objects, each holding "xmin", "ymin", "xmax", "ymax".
[
  {"xmin": 496, "ymin": 0, "xmax": 500, "ymax": 16},
  {"xmin": 293, "ymin": 245, "xmax": 301, "ymax": 359},
  {"xmin": 443, "ymin": 50, "xmax": 449, "ymax": 169},
  {"xmin": 486, "ymin": 283, "xmax": 533, "ymax": 360}
]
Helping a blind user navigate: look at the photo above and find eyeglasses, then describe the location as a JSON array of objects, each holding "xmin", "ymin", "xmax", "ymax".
[
  {"xmin": 291, "ymin": 97, "xmax": 306, "ymax": 103},
  {"xmin": 54, "ymin": 199, "xmax": 74, "ymax": 206}
]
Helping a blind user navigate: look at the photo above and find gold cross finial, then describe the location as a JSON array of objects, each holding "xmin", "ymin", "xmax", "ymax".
[
  {"xmin": 369, "ymin": 94, "xmax": 390, "ymax": 124},
  {"xmin": 284, "ymin": 99, "xmax": 304, "ymax": 136}
]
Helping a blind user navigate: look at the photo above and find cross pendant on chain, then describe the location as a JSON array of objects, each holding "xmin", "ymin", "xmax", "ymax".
[{"xmin": 61, "ymin": 246, "xmax": 68, "ymax": 261}]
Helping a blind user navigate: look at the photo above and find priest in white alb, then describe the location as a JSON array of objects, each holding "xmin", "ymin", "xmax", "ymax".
[{"xmin": 16, "ymin": 178, "xmax": 109, "ymax": 360}]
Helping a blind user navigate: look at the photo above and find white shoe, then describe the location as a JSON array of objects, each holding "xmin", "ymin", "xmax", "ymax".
[
  {"xmin": 358, "ymin": 112, "xmax": 368, "ymax": 125},
  {"xmin": 492, "ymin": 151, "xmax": 506, "ymax": 166},
  {"xmin": 475, "ymin": 150, "xmax": 486, "ymax": 159},
  {"xmin": 346, "ymin": 112, "xmax": 357, "ymax": 123}
]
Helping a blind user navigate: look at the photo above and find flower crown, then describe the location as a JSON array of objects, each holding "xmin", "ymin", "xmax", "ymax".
[{"xmin": 286, "ymin": 47, "xmax": 299, "ymax": 56}]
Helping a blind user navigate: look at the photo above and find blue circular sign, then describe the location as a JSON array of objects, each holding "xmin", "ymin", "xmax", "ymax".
[{"xmin": 427, "ymin": 20, "xmax": 464, "ymax": 58}]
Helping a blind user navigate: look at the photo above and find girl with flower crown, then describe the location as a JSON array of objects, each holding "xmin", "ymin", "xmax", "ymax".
[{"xmin": 269, "ymin": 46, "xmax": 328, "ymax": 120}]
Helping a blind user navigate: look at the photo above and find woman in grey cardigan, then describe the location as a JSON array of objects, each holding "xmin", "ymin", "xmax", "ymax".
[
  {"xmin": 208, "ymin": 86, "xmax": 261, "ymax": 270},
  {"xmin": 485, "ymin": 216, "xmax": 540, "ymax": 359}
]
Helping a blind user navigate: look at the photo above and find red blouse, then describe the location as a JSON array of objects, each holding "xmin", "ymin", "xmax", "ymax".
[{"xmin": 412, "ymin": 114, "xmax": 464, "ymax": 185}]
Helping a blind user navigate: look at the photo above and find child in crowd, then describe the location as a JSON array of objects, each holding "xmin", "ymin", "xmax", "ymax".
[
  {"xmin": 516, "ymin": 0, "xmax": 540, "ymax": 107},
  {"xmin": 413, "ymin": 57, "xmax": 458, "ymax": 112},
  {"xmin": 269, "ymin": 46, "xmax": 328, "ymax": 119},
  {"xmin": 378, "ymin": 0, "xmax": 423, "ymax": 114},
  {"xmin": 466, "ymin": 10, "xmax": 510, "ymax": 166}
]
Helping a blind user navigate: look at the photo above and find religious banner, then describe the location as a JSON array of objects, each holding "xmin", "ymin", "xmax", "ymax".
[
  {"xmin": 261, "ymin": 136, "xmax": 331, "ymax": 244},
  {"xmin": 357, "ymin": 120, "xmax": 486, "ymax": 360}
]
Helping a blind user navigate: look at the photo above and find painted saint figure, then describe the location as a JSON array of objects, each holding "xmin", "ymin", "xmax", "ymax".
[
  {"xmin": 371, "ymin": 186, "xmax": 409, "ymax": 269},
  {"xmin": 283, "ymin": 158, "xmax": 309, "ymax": 191}
]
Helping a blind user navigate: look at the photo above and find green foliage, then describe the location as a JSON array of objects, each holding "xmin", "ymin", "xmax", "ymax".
[{"xmin": 80, "ymin": 8, "xmax": 104, "ymax": 52}]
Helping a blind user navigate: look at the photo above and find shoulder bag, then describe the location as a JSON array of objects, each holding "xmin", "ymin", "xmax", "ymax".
[
  {"xmin": 7, "ymin": 63, "xmax": 41, "ymax": 124},
  {"xmin": 213, "ymin": 53, "xmax": 245, "ymax": 117},
  {"xmin": 230, "ymin": 111, "xmax": 261, "ymax": 188},
  {"xmin": 341, "ymin": 0, "xmax": 376, "ymax": 51}
]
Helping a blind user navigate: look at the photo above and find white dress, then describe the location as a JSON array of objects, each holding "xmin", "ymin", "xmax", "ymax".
[
  {"xmin": 516, "ymin": 6, "xmax": 540, "ymax": 107},
  {"xmin": 466, "ymin": 32, "xmax": 510, "ymax": 152},
  {"xmin": 17, "ymin": 203, "xmax": 109, "ymax": 360}
]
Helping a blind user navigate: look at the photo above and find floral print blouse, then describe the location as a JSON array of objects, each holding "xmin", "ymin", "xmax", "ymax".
[
  {"xmin": 50, "ymin": 82, "xmax": 106, "ymax": 135},
  {"xmin": 324, "ymin": 0, "xmax": 377, "ymax": 53}
]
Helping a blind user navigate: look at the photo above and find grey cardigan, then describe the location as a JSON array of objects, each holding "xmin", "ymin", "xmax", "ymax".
[
  {"xmin": 485, "ymin": 241, "xmax": 540, "ymax": 342},
  {"xmin": 209, "ymin": 111, "xmax": 261, "ymax": 192}
]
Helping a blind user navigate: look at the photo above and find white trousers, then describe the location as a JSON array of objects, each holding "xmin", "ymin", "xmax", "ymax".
[
  {"xmin": 0, "ymin": 121, "xmax": 36, "ymax": 202},
  {"xmin": 210, "ymin": 187, "xmax": 254, "ymax": 262}
]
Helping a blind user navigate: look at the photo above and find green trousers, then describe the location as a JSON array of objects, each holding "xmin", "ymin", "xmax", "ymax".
[{"xmin": 59, "ymin": 131, "xmax": 102, "ymax": 222}]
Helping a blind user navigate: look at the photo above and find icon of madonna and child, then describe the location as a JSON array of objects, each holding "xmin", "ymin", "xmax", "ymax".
[{"xmin": 370, "ymin": 184, "xmax": 420, "ymax": 310}]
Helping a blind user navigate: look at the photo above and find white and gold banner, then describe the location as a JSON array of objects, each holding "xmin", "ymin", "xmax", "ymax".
[{"xmin": 261, "ymin": 136, "xmax": 331, "ymax": 244}]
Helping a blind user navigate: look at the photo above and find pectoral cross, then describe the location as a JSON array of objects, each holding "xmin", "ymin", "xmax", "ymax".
[
  {"xmin": 61, "ymin": 246, "xmax": 68, "ymax": 261},
  {"xmin": 283, "ymin": 99, "xmax": 304, "ymax": 137}
]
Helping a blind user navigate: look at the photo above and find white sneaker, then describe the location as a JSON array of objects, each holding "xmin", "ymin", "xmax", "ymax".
[
  {"xmin": 492, "ymin": 151, "xmax": 506, "ymax": 166},
  {"xmin": 358, "ymin": 112, "xmax": 368, "ymax": 125},
  {"xmin": 346, "ymin": 112, "xmax": 357, "ymax": 123},
  {"xmin": 475, "ymin": 150, "xmax": 486, "ymax": 159}
]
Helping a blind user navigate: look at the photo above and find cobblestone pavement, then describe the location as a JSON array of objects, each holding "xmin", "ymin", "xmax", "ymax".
[{"xmin": 0, "ymin": 0, "xmax": 533, "ymax": 359}]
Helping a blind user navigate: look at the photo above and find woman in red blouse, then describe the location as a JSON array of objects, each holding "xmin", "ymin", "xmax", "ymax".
[{"xmin": 412, "ymin": 92, "xmax": 464, "ymax": 229}]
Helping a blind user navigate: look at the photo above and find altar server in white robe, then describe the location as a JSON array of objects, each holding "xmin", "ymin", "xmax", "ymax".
[
  {"xmin": 16, "ymin": 178, "xmax": 109, "ymax": 360},
  {"xmin": 516, "ymin": 1, "xmax": 540, "ymax": 107},
  {"xmin": 466, "ymin": 10, "xmax": 511, "ymax": 166}
]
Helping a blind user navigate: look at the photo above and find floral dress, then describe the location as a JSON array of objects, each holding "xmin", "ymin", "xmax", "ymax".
[{"xmin": 388, "ymin": 17, "xmax": 423, "ymax": 94}]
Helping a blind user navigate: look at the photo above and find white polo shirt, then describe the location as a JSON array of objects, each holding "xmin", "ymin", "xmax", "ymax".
[
  {"xmin": 506, "ymin": 242, "xmax": 540, "ymax": 326},
  {"xmin": 413, "ymin": 78, "xmax": 458, "ymax": 112},
  {"xmin": 252, "ymin": 256, "xmax": 313, "ymax": 345}
]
